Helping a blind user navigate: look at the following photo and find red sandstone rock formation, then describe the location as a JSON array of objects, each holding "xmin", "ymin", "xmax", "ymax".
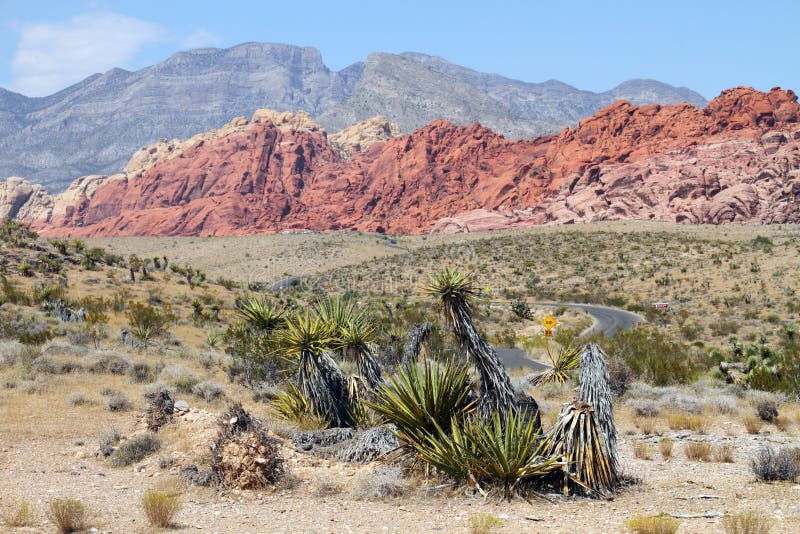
[{"xmin": 24, "ymin": 87, "xmax": 800, "ymax": 236}]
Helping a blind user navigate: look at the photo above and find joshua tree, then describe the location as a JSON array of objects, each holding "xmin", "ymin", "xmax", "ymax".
[
  {"xmin": 423, "ymin": 269, "xmax": 517, "ymax": 419},
  {"xmin": 339, "ymin": 316, "xmax": 383, "ymax": 390},
  {"xmin": 279, "ymin": 311, "xmax": 351, "ymax": 427},
  {"xmin": 316, "ymin": 294, "xmax": 384, "ymax": 389}
]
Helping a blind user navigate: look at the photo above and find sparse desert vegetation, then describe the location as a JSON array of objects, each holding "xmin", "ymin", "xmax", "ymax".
[{"xmin": 1, "ymin": 219, "xmax": 799, "ymax": 532}]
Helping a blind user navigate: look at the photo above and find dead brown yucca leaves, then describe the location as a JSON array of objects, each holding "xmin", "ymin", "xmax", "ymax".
[{"xmin": 543, "ymin": 401, "xmax": 619, "ymax": 496}]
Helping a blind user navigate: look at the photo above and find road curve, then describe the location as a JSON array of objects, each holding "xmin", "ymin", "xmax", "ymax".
[{"xmin": 530, "ymin": 302, "xmax": 642, "ymax": 338}]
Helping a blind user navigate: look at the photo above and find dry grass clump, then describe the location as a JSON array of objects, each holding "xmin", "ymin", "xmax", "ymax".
[
  {"xmin": 665, "ymin": 412, "xmax": 706, "ymax": 433},
  {"xmin": 633, "ymin": 440, "xmax": 654, "ymax": 460},
  {"xmin": 658, "ymin": 438, "xmax": 674, "ymax": 459},
  {"xmin": 684, "ymin": 441, "xmax": 712, "ymax": 461},
  {"xmin": 97, "ymin": 425, "xmax": 121, "ymax": 456},
  {"xmin": 469, "ymin": 512, "xmax": 503, "ymax": 534},
  {"xmin": 743, "ymin": 416, "xmax": 763, "ymax": 434},
  {"xmin": 625, "ymin": 514, "xmax": 680, "ymax": 534},
  {"xmin": 708, "ymin": 394, "xmax": 738, "ymax": 415},
  {"xmin": 1, "ymin": 497, "xmax": 35, "ymax": 527},
  {"xmin": 635, "ymin": 417, "xmax": 658, "ymax": 435},
  {"xmin": 772, "ymin": 416, "xmax": 791, "ymax": 432},
  {"xmin": 351, "ymin": 466, "xmax": 410, "ymax": 500},
  {"xmin": 47, "ymin": 498, "xmax": 88, "ymax": 534},
  {"xmin": 111, "ymin": 433, "xmax": 161, "ymax": 466},
  {"xmin": 750, "ymin": 446, "xmax": 800, "ymax": 481},
  {"xmin": 141, "ymin": 489, "xmax": 182, "ymax": 528},
  {"xmin": 712, "ymin": 443, "xmax": 735, "ymax": 463},
  {"xmin": 721, "ymin": 511, "xmax": 772, "ymax": 534}
]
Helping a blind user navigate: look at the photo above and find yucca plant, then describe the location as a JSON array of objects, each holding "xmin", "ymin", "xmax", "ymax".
[
  {"xmin": 543, "ymin": 401, "xmax": 619, "ymax": 496},
  {"xmin": 528, "ymin": 342, "xmax": 580, "ymax": 386},
  {"xmin": 235, "ymin": 296, "xmax": 284, "ymax": 332},
  {"xmin": 271, "ymin": 381, "xmax": 330, "ymax": 429},
  {"xmin": 401, "ymin": 322, "xmax": 433, "ymax": 364},
  {"xmin": 315, "ymin": 294, "xmax": 358, "ymax": 334},
  {"xmin": 368, "ymin": 359, "xmax": 475, "ymax": 446},
  {"xmin": 278, "ymin": 311, "xmax": 351, "ymax": 427},
  {"xmin": 422, "ymin": 269, "xmax": 517, "ymax": 419},
  {"xmin": 340, "ymin": 316, "xmax": 383, "ymax": 389}
]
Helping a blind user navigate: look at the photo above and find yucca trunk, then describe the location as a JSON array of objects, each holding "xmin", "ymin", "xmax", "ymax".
[
  {"xmin": 402, "ymin": 322, "xmax": 432, "ymax": 365},
  {"xmin": 578, "ymin": 344, "xmax": 618, "ymax": 471},
  {"xmin": 350, "ymin": 342, "xmax": 383, "ymax": 390},
  {"xmin": 450, "ymin": 304, "xmax": 517, "ymax": 419},
  {"xmin": 299, "ymin": 349, "xmax": 351, "ymax": 427}
]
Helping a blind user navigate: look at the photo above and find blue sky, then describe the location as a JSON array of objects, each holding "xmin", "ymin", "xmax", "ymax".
[{"xmin": 0, "ymin": 0, "xmax": 797, "ymax": 98}]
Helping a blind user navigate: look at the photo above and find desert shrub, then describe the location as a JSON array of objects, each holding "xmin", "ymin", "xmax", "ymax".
[
  {"xmin": 658, "ymin": 438, "xmax": 674, "ymax": 459},
  {"xmin": 709, "ymin": 394, "xmax": 738, "ymax": 415},
  {"xmin": 48, "ymin": 498, "xmax": 88, "ymax": 534},
  {"xmin": 141, "ymin": 489, "xmax": 182, "ymax": 528},
  {"xmin": 161, "ymin": 365, "xmax": 199, "ymax": 393},
  {"xmin": 126, "ymin": 301, "xmax": 175, "ymax": 346},
  {"xmin": 755, "ymin": 400, "xmax": 778, "ymax": 422},
  {"xmin": 83, "ymin": 351, "xmax": 132, "ymax": 375},
  {"xmin": 743, "ymin": 416, "xmax": 763, "ymax": 434},
  {"xmin": 351, "ymin": 466, "xmax": 409, "ymax": 500},
  {"xmin": 68, "ymin": 391, "xmax": 92, "ymax": 407},
  {"xmin": 1, "ymin": 497, "xmax": 34, "ymax": 527},
  {"xmin": 510, "ymin": 301, "xmax": 532, "ymax": 320},
  {"xmin": 130, "ymin": 363, "xmax": 155, "ymax": 383},
  {"xmin": 0, "ymin": 340, "xmax": 24, "ymax": 367},
  {"xmin": 30, "ymin": 356, "xmax": 82, "ymax": 375},
  {"xmin": 111, "ymin": 433, "xmax": 161, "ymax": 467},
  {"xmin": 721, "ymin": 511, "xmax": 771, "ymax": 534},
  {"xmin": 684, "ymin": 441, "xmax": 712, "ymax": 461},
  {"xmin": 626, "ymin": 398, "xmax": 660, "ymax": 417},
  {"xmin": 607, "ymin": 356, "xmax": 634, "ymax": 396},
  {"xmin": 625, "ymin": 514, "xmax": 680, "ymax": 534},
  {"xmin": 312, "ymin": 475, "xmax": 343, "ymax": 497},
  {"xmin": 712, "ymin": 444, "xmax": 735, "ymax": 463},
  {"xmin": 98, "ymin": 425, "xmax": 121, "ymax": 456},
  {"xmin": 107, "ymin": 393, "xmax": 132, "ymax": 412},
  {"xmin": 143, "ymin": 381, "xmax": 172, "ymax": 400},
  {"xmin": 469, "ymin": 512, "xmax": 503, "ymax": 534},
  {"xmin": 633, "ymin": 440, "xmax": 654, "ymax": 460},
  {"xmin": 750, "ymin": 446, "xmax": 800, "ymax": 481},
  {"xmin": 600, "ymin": 326, "xmax": 699, "ymax": 385},
  {"xmin": 192, "ymin": 380, "xmax": 225, "ymax": 403}
]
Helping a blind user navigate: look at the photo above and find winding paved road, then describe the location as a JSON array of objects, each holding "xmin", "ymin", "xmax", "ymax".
[{"xmin": 495, "ymin": 301, "xmax": 642, "ymax": 370}]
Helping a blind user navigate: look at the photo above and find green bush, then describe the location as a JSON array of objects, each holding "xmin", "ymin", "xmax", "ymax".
[
  {"xmin": 111, "ymin": 433, "xmax": 161, "ymax": 466},
  {"xmin": 599, "ymin": 326, "xmax": 699, "ymax": 385}
]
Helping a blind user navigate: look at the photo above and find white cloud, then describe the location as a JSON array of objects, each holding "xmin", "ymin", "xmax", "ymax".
[
  {"xmin": 181, "ymin": 29, "xmax": 222, "ymax": 49},
  {"xmin": 9, "ymin": 12, "xmax": 165, "ymax": 97}
]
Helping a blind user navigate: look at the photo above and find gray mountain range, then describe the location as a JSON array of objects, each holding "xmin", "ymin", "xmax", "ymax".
[{"xmin": 0, "ymin": 42, "xmax": 707, "ymax": 192}]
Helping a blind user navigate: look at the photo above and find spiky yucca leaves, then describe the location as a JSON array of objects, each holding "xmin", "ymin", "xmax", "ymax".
[
  {"xmin": 340, "ymin": 317, "xmax": 383, "ymax": 389},
  {"xmin": 235, "ymin": 296, "xmax": 284, "ymax": 332},
  {"xmin": 271, "ymin": 382, "xmax": 330, "ymax": 430},
  {"xmin": 278, "ymin": 311, "xmax": 351, "ymax": 427},
  {"xmin": 314, "ymin": 294, "xmax": 358, "ymax": 333},
  {"xmin": 368, "ymin": 360, "xmax": 475, "ymax": 446},
  {"xmin": 423, "ymin": 269, "xmax": 517, "ymax": 420},
  {"xmin": 529, "ymin": 342, "xmax": 580, "ymax": 386},
  {"xmin": 543, "ymin": 401, "xmax": 619, "ymax": 497},
  {"xmin": 395, "ymin": 411, "xmax": 562, "ymax": 501}
]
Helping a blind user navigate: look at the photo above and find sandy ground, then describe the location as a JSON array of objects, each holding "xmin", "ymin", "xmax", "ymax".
[{"xmin": 1, "ymin": 396, "xmax": 799, "ymax": 533}]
